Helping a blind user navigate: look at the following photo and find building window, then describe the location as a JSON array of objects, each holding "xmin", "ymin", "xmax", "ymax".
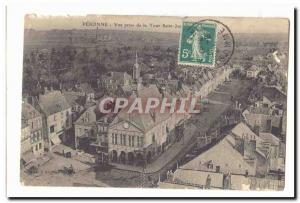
[
  {"xmin": 115, "ymin": 134, "xmax": 118, "ymax": 145},
  {"xmin": 140, "ymin": 137, "xmax": 144, "ymax": 147},
  {"xmin": 30, "ymin": 134, "xmax": 34, "ymax": 143},
  {"xmin": 152, "ymin": 134, "xmax": 155, "ymax": 143},
  {"xmin": 36, "ymin": 131, "xmax": 40, "ymax": 140},
  {"xmin": 50, "ymin": 125, "xmax": 55, "ymax": 133},
  {"xmin": 39, "ymin": 143, "xmax": 42, "ymax": 149},
  {"xmin": 120, "ymin": 134, "xmax": 123, "ymax": 145},
  {"xmin": 123, "ymin": 134, "xmax": 126, "ymax": 146},
  {"xmin": 35, "ymin": 145, "xmax": 38, "ymax": 151},
  {"xmin": 34, "ymin": 132, "xmax": 37, "ymax": 141},
  {"xmin": 132, "ymin": 136, "xmax": 135, "ymax": 147},
  {"xmin": 129, "ymin": 136, "xmax": 132, "ymax": 147}
]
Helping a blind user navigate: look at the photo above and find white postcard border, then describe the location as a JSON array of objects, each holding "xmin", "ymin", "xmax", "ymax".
[{"xmin": 6, "ymin": 0, "xmax": 295, "ymax": 198}]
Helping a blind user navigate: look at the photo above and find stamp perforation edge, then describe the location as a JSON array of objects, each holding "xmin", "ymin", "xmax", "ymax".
[{"xmin": 177, "ymin": 20, "xmax": 218, "ymax": 68}]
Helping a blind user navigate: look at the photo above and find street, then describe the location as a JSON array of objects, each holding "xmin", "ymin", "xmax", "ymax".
[{"xmin": 21, "ymin": 78, "xmax": 254, "ymax": 188}]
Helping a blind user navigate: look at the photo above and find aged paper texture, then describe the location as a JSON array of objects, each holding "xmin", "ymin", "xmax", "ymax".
[{"xmin": 20, "ymin": 15, "xmax": 289, "ymax": 191}]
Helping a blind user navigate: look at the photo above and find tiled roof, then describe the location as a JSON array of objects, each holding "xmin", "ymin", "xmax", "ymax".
[
  {"xmin": 262, "ymin": 86, "xmax": 286, "ymax": 104},
  {"xmin": 182, "ymin": 138, "xmax": 256, "ymax": 175},
  {"xmin": 175, "ymin": 169, "xmax": 254, "ymax": 189},
  {"xmin": 174, "ymin": 169, "xmax": 224, "ymax": 188},
  {"xmin": 231, "ymin": 122, "xmax": 261, "ymax": 141},
  {"xmin": 110, "ymin": 85, "xmax": 173, "ymax": 132},
  {"xmin": 39, "ymin": 91, "xmax": 71, "ymax": 116},
  {"xmin": 137, "ymin": 84, "xmax": 162, "ymax": 98},
  {"xmin": 62, "ymin": 91, "xmax": 86, "ymax": 107},
  {"xmin": 74, "ymin": 105, "xmax": 97, "ymax": 125},
  {"xmin": 22, "ymin": 102, "xmax": 41, "ymax": 120},
  {"xmin": 259, "ymin": 132, "xmax": 280, "ymax": 146},
  {"xmin": 248, "ymin": 106, "xmax": 271, "ymax": 115}
]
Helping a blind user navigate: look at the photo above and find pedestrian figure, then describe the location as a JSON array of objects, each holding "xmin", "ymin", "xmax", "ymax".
[{"xmin": 205, "ymin": 175, "xmax": 211, "ymax": 189}]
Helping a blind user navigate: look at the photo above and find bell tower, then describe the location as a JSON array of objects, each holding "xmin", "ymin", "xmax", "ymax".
[{"xmin": 133, "ymin": 51, "xmax": 140, "ymax": 82}]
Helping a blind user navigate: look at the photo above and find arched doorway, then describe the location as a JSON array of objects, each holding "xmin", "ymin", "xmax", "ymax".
[
  {"xmin": 111, "ymin": 150, "xmax": 118, "ymax": 162},
  {"xmin": 146, "ymin": 151, "xmax": 152, "ymax": 163},
  {"xmin": 119, "ymin": 151, "xmax": 126, "ymax": 164},
  {"xmin": 127, "ymin": 152, "xmax": 134, "ymax": 165},
  {"xmin": 136, "ymin": 153, "xmax": 144, "ymax": 166}
]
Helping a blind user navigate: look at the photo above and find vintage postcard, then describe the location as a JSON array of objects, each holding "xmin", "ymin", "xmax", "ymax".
[{"xmin": 5, "ymin": 5, "xmax": 294, "ymax": 197}]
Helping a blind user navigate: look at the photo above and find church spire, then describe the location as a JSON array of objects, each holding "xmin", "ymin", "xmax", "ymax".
[
  {"xmin": 135, "ymin": 51, "xmax": 138, "ymax": 65},
  {"xmin": 133, "ymin": 51, "xmax": 140, "ymax": 82}
]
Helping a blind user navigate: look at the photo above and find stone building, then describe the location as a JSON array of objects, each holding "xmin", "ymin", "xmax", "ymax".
[
  {"xmin": 38, "ymin": 90, "xmax": 72, "ymax": 150},
  {"xmin": 107, "ymin": 85, "xmax": 188, "ymax": 166},
  {"xmin": 21, "ymin": 101, "xmax": 44, "ymax": 156}
]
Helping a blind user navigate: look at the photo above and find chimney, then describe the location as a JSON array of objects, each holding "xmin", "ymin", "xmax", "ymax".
[
  {"xmin": 244, "ymin": 139, "xmax": 256, "ymax": 158},
  {"xmin": 236, "ymin": 137, "xmax": 245, "ymax": 156},
  {"xmin": 253, "ymin": 125, "xmax": 260, "ymax": 136}
]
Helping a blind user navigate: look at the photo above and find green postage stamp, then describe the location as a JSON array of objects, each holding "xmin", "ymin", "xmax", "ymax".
[{"xmin": 178, "ymin": 21, "xmax": 217, "ymax": 67}]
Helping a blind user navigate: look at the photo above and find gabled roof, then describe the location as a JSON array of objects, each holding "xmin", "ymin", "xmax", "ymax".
[
  {"xmin": 74, "ymin": 105, "xmax": 97, "ymax": 126},
  {"xmin": 231, "ymin": 122, "xmax": 261, "ymax": 141},
  {"xmin": 137, "ymin": 84, "xmax": 162, "ymax": 98},
  {"xmin": 39, "ymin": 91, "xmax": 71, "ymax": 116},
  {"xmin": 174, "ymin": 169, "xmax": 224, "ymax": 188},
  {"xmin": 62, "ymin": 91, "xmax": 86, "ymax": 107},
  {"xmin": 111, "ymin": 111, "xmax": 171, "ymax": 133},
  {"xmin": 173, "ymin": 169, "xmax": 257, "ymax": 190},
  {"xmin": 262, "ymin": 86, "xmax": 286, "ymax": 104},
  {"xmin": 259, "ymin": 132, "xmax": 280, "ymax": 146},
  {"xmin": 22, "ymin": 102, "xmax": 42, "ymax": 120},
  {"xmin": 110, "ymin": 85, "xmax": 171, "ymax": 133},
  {"xmin": 246, "ymin": 106, "xmax": 271, "ymax": 115},
  {"xmin": 248, "ymin": 65, "xmax": 260, "ymax": 71},
  {"xmin": 182, "ymin": 138, "xmax": 256, "ymax": 175}
]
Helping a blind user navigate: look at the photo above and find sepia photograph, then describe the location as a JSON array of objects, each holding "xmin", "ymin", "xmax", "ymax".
[
  {"xmin": 20, "ymin": 15, "xmax": 290, "ymax": 191},
  {"xmin": 5, "ymin": 2, "xmax": 295, "ymax": 199}
]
